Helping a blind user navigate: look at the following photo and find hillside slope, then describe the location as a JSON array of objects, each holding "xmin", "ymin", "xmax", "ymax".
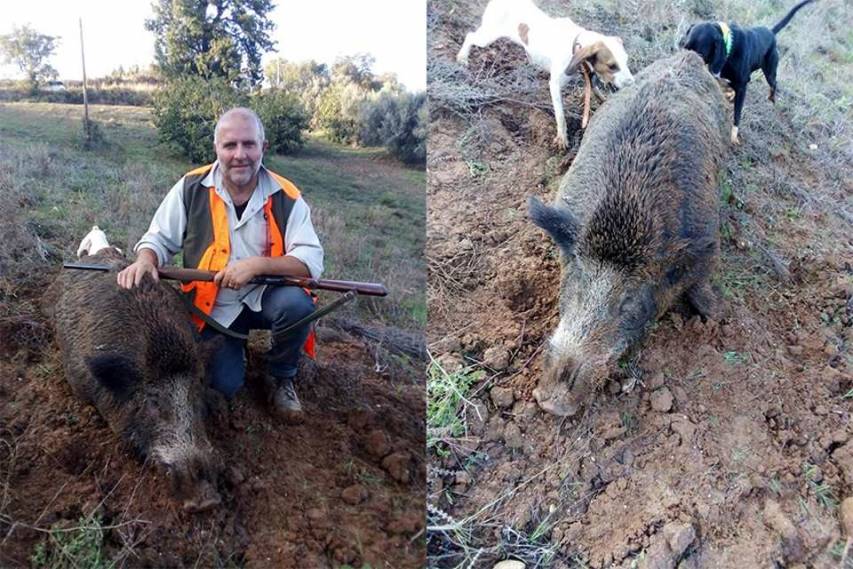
[{"xmin": 426, "ymin": 0, "xmax": 851, "ymax": 567}]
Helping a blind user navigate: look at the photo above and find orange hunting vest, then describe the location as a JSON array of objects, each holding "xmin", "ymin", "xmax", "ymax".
[{"xmin": 179, "ymin": 164, "xmax": 316, "ymax": 358}]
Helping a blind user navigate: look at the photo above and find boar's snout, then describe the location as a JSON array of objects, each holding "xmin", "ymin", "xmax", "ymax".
[
  {"xmin": 533, "ymin": 353, "xmax": 610, "ymax": 417},
  {"xmin": 163, "ymin": 454, "xmax": 221, "ymax": 513},
  {"xmin": 533, "ymin": 382, "xmax": 580, "ymax": 417},
  {"xmin": 182, "ymin": 479, "xmax": 221, "ymax": 513}
]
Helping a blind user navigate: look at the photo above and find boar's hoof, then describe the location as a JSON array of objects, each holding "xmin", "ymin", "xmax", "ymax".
[
  {"xmin": 533, "ymin": 384, "xmax": 580, "ymax": 417},
  {"xmin": 182, "ymin": 481, "xmax": 221, "ymax": 513},
  {"xmin": 685, "ymin": 283, "xmax": 718, "ymax": 321}
]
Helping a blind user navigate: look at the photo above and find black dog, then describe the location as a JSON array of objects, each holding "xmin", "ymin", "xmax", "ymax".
[{"xmin": 680, "ymin": 0, "xmax": 816, "ymax": 144}]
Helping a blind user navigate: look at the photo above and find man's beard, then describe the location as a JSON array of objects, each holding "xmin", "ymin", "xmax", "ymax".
[{"xmin": 225, "ymin": 162, "xmax": 258, "ymax": 188}]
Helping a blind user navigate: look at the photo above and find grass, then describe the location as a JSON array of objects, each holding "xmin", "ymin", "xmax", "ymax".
[
  {"xmin": 722, "ymin": 351, "xmax": 745, "ymax": 365},
  {"xmin": 30, "ymin": 515, "xmax": 107, "ymax": 569},
  {"xmin": 427, "ymin": 358, "xmax": 486, "ymax": 457},
  {"xmin": 428, "ymin": 499, "xmax": 560, "ymax": 569},
  {"xmin": 269, "ymin": 134, "xmax": 426, "ymax": 330},
  {"xmin": 803, "ymin": 463, "xmax": 838, "ymax": 510},
  {"xmin": 829, "ymin": 539, "xmax": 847, "ymax": 560},
  {"xmin": 767, "ymin": 477, "xmax": 783, "ymax": 496},
  {"xmin": 620, "ymin": 411, "xmax": 639, "ymax": 434},
  {"xmin": 0, "ymin": 102, "xmax": 424, "ymax": 333}
]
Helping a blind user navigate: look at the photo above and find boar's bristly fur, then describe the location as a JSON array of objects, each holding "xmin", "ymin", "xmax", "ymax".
[
  {"xmin": 529, "ymin": 52, "xmax": 728, "ymax": 416},
  {"xmin": 53, "ymin": 248, "xmax": 220, "ymax": 511}
]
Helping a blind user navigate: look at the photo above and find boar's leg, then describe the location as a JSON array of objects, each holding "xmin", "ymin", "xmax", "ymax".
[{"xmin": 684, "ymin": 282, "xmax": 718, "ymax": 321}]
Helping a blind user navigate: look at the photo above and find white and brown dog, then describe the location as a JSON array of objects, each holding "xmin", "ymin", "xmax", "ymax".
[
  {"xmin": 457, "ymin": 0, "xmax": 634, "ymax": 149},
  {"xmin": 77, "ymin": 225, "xmax": 121, "ymax": 257}
]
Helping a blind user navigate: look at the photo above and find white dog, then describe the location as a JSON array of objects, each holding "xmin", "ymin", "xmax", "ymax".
[
  {"xmin": 457, "ymin": 0, "xmax": 634, "ymax": 149},
  {"xmin": 77, "ymin": 225, "xmax": 121, "ymax": 257}
]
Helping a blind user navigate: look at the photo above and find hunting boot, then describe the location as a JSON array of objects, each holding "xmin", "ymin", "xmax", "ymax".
[{"xmin": 271, "ymin": 375, "xmax": 304, "ymax": 424}]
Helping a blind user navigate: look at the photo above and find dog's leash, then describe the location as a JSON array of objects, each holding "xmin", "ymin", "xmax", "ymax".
[
  {"xmin": 579, "ymin": 63, "xmax": 592, "ymax": 129},
  {"xmin": 572, "ymin": 35, "xmax": 593, "ymax": 129}
]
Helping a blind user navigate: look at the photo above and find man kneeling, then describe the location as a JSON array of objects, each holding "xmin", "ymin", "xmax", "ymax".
[{"xmin": 118, "ymin": 107, "xmax": 323, "ymax": 423}]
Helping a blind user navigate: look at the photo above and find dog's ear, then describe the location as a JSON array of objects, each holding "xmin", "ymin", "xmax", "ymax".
[
  {"xmin": 678, "ymin": 24, "xmax": 694, "ymax": 48},
  {"xmin": 709, "ymin": 28, "xmax": 728, "ymax": 75},
  {"xmin": 566, "ymin": 41, "xmax": 607, "ymax": 74}
]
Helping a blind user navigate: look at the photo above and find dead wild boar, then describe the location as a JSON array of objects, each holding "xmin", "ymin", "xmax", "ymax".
[
  {"xmin": 528, "ymin": 52, "xmax": 728, "ymax": 416},
  {"xmin": 53, "ymin": 237, "xmax": 220, "ymax": 511}
]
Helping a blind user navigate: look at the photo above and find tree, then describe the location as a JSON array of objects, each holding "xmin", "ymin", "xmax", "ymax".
[
  {"xmin": 331, "ymin": 54, "xmax": 381, "ymax": 91},
  {"xmin": 359, "ymin": 91, "xmax": 426, "ymax": 165},
  {"xmin": 0, "ymin": 25, "xmax": 59, "ymax": 92},
  {"xmin": 263, "ymin": 58, "xmax": 330, "ymax": 127},
  {"xmin": 254, "ymin": 89, "xmax": 309, "ymax": 154},
  {"xmin": 151, "ymin": 75, "xmax": 246, "ymax": 162},
  {"xmin": 145, "ymin": 0, "xmax": 276, "ymax": 88}
]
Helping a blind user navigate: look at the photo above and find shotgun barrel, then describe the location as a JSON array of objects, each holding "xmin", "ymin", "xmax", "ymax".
[{"xmin": 62, "ymin": 262, "xmax": 388, "ymax": 297}]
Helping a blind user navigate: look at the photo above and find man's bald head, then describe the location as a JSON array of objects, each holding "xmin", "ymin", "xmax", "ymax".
[
  {"xmin": 214, "ymin": 107, "xmax": 266, "ymax": 145},
  {"xmin": 213, "ymin": 107, "xmax": 267, "ymax": 193}
]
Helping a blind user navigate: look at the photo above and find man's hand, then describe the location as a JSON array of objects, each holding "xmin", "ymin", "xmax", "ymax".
[
  {"xmin": 117, "ymin": 249, "xmax": 159, "ymax": 289},
  {"xmin": 213, "ymin": 258, "xmax": 262, "ymax": 290}
]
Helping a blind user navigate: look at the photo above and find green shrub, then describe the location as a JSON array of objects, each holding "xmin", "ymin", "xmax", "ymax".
[
  {"xmin": 254, "ymin": 89, "xmax": 310, "ymax": 154},
  {"xmin": 151, "ymin": 76, "xmax": 245, "ymax": 163},
  {"xmin": 0, "ymin": 86, "xmax": 154, "ymax": 106},
  {"xmin": 316, "ymin": 81, "xmax": 369, "ymax": 144},
  {"xmin": 360, "ymin": 91, "xmax": 426, "ymax": 165}
]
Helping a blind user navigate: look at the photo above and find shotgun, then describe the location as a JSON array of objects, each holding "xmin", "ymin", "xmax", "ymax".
[{"xmin": 62, "ymin": 262, "xmax": 388, "ymax": 297}]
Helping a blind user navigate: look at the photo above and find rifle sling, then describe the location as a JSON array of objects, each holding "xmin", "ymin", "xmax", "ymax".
[{"xmin": 177, "ymin": 292, "xmax": 250, "ymax": 340}]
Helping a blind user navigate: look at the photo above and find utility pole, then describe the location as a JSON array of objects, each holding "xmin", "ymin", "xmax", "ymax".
[{"xmin": 79, "ymin": 17, "xmax": 91, "ymax": 145}]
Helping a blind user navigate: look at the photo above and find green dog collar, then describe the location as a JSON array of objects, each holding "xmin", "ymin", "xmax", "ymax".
[{"xmin": 718, "ymin": 22, "xmax": 733, "ymax": 57}]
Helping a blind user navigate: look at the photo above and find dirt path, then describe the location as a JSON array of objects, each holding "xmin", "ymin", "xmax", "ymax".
[{"xmin": 426, "ymin": 0, "xmax": 851, "ymax": 567}]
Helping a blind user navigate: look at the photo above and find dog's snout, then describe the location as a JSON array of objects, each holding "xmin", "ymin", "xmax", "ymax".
[{"xmin": 613, "ymin": 73, "xmax": 634, "ymax": 90}]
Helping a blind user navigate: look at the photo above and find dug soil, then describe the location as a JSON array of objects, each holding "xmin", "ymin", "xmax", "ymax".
[
  {"xmin": 427, "ymin": 1, "xmax": 851, "ymax": 567},
  {"xmin": 0, "ymin": 312, "xmax": 425, "ymax": 567}
]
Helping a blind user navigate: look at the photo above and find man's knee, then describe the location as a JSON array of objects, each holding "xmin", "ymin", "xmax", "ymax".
[
  {"xmin": 201, "ymin": 330, "xmax": 246, "ymax": 398},
  {"xmin": 290, "ymin": 290, "xmax": 315, "ymax": 322},
  {"xmin": 265, "ymin": 287, "xmax": 315, "ymax": 325}
]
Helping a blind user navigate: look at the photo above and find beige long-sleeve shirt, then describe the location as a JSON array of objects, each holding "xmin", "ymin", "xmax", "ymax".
[{"xmin": 135, "ymin": 162, "xmax": 324, "ymax": 327}]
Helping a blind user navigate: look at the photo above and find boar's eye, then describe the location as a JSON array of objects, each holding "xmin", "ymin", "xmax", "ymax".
[
  {"xmin": 619, "ymin": 294, "xmax": 652, "ymax": 330},
  {"xmin": 619, "ymin": 296, "xmax": 639, "ymax": 317}
]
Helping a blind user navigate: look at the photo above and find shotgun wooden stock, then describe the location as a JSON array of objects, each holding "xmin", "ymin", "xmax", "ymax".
[{"xmin": 62, "ymin": 263, "xmax": 388, "ymax": 297}]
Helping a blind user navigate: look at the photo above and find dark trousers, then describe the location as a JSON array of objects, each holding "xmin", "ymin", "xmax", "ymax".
[{"xmin": 201, "ymin": 286, "xmax": 315, "ymax": 398}]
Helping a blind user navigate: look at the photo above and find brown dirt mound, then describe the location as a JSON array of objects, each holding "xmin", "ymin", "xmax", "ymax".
[
  {"xmin": 0, "ymin": 324, "xmax": 425, "ymax": 568},
  {"xmin": 427, "ymin": 0, "xmax": 852, "ymax": 567}
]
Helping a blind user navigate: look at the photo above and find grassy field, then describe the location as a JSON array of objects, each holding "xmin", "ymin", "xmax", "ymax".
[{"xmin": 0, "ymin": 102, "xmax": 425, "ymax": 339}]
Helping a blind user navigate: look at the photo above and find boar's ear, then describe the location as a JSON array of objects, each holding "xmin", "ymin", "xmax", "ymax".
[
  {"xmin": 528, "ymin": 196, "xmax": 579, "ymax": 257},
  {"xmin": 664, "ymin": 235, "xmax": 717, "ymax": 268},
  {"xmin": 86, "ymin": 353, "xmax": 142, "ymax": 401}
]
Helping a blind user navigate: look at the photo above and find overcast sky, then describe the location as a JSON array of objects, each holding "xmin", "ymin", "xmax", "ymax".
[{"xmin": 0, "ymin": 0, "xmax": 426, "ymax": 91}]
